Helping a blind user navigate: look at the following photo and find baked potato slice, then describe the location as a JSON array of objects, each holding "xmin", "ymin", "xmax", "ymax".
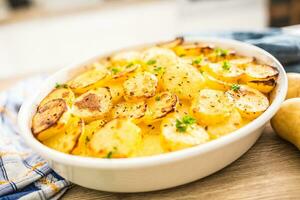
[
  {"xmin": 111, "ymin": 51, "xmax": 141, "ymax": 62},
  {"xmin": 108, "ymin": 62, "xmax": 141, "ymax": 79},
  {"xmin": 161, "ymin": 114, "xmax": 209, "ymax": 151},
  {"xmin": 246, "ymin": 78, "xmax": 277, "ymax": 93},
  {"xmin": 72, "ymin": 119, "xmax": 106, "ymax": 156},
  {"xmin": 43, "ymin": 116, "xmax": 83, "ymax": 153},
  {"xmin": 207, "ymin": 109, "xmax": 244, "ymax": 139},
  {"xmin": 243, "ymin": 63, "xmax": 279, "ymax": 81},
  {"xmin": 32, "ymin": 99, "xmax": 70, "ymax": 141},
  {"xmin": 143, "ymin": 92, "xmax": 178, "ymax": 122},
  {"xmin": 135, "ymin": 134, "xmax": 165, "ymax": 157},
  {"xmin": 161, "ymin": 60, "xmax": 205, "ymax": 99},
  {"xmin": 229, "ymin": 56, "xmax": 254, "ymax": 66},
  {"xmin": 191, "ymin": 89, "xmax": 233, "ymax": 125},
  {"xmin": 202, "ymin": 71, "xmax": 232, "ymax": 91},
  {"xmin": 203, "ymin": 61, "xmax": 244, "ymax": 82},
  {"xmin": 103, "ymin": 80, "xmax": 124, "ymax": 103},
  {"xmin": 111, "ymin": 101, "xmax": 147, "ymax": 121},
  {"xmin": 89, "ymin": 118, "xmax": 142, "ymax": 158},
  {"xmin": 68, "ymin": 69, "xmax": 108, "ymax": 94},
  {"xmin": 123, "ymin": 72, "xmax": 158, "ymax": 101},
  {"xmin": 142, "ymin": 47, "xmax": 178, "ymax": 69},
  {"xmin": 72, "ymin": 87, "xmax": 112, "ymax": 122},
  {"xmin": 40, "ymin": 88, "xmax": 75, "ymax": 107},
  {"xmin": 157, "ymin": 37, "xmax": 184, "ymax": 49},
  {"xmin": 226, "ymin": 84, "xmax": 269, "ymax": 119}
]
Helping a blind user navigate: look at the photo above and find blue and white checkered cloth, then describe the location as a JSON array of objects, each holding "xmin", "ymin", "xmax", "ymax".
[
  {"xmin": 0, "ymin": 30, "xmax": 299, "ymax": 200},
  {"xmin": 0, "ymin": 76, "xmax": 71, "ymax": 200}
]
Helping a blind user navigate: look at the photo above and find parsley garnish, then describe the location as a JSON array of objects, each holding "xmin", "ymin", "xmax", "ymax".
[
  {"xmin": 192, "ymin": 57, "xmax": 202, "ymax": 65},
  {"xmin": 176, "ymin": 115, "xmax": 196, "ymax": 133},
  {"xmin": 126, "ymin": 62, "xmax": 134, "ymax": 68},
  {"xmin": 147, "ymin": 59, "xmax": 157, "ymax": 65},
  {"xmin": 231, "ymin": 84, "xmax": 240, "ymax": 92},
  {"xmin": 222, "ymin": 61, "xmax": 231, "ymax": 70},
  {"xmin": 106, "ymin": 151, "xmax": 113, "ymax": 158},
  {"xmin": 155, "ymin": 96, "xmax": 161, "ymax": 101},
  {"xmin": 215, "ymin": 48, "xmax": 228, "ymax": 57},
  {"xmin": 55, "ymin": 83, "xmax": 68, "ymax": 89},
  {"xmin": 111, "ymin": 67, "xmax": 120, "ymax": 74}
]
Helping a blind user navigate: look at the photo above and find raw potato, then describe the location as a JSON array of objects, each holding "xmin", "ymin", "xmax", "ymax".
[
  {"xmin": 271, "ymin": 98, "xmax": 300, "ymax": 150},
  {"xmin": 191, "ymin": 89, "xmax": 233, "ymax": 125},
  {"xmin": 69, "ymin": 69, "xmax": 108, "ymax": 94},
  {"xmin": 226, "ymin": 85, "xmax": 269, "ymax": 119},
  {"xmin": 43, "ymin": 116, "xmax": 83, "ymax": 153},
  {"xmin": 286, "ymin": 73, "xmax": 300, "ymax": 99},
  {"xmin": 161, "ymin": 114, "xmax": 209, "ymax": 151},
  {"xmin": 72, "ymin": 87, "xmax": 112, "ymax": 122},
  {"xmin": 89, "ymin": 118, "xmax": 142, "ymax": 158}
]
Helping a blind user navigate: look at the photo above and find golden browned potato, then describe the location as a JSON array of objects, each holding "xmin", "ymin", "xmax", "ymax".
[
  {"xmin": 244, "ymin": 63, "xmax": 278, "ymax": 81},
  {"xmin": 72, "ymin": 87, "xmax": 112, "ymax": 122},
  {"xmin": 89, "ymin": 118, "xmax": 142, "ymax": 158},
  {"xmin": 229, "ymin": 56, "xmax": 254, "ymax": 66},
  {"xmin": 202, "ymin": 71, "xmax": 232, "ymax": 91},
  {"xmin": 72, "ymin": 119, "xmax": 106, "ymax": 156},
  {"xmin": 191, "ymin": 89, "xmax": 233, "ymax": 125},
  {"xmin": 161, "ymin": 114, "xmax": 209, "ymax": 151},
  {"xmin": 43, "ymin": 116, "xmax": 83, "ymax": 153},
  {"xmin": 143, "ymin": 92, "xmax": 178, "ymax": 122},
  {"xmin": 141, "ymin": 47, "xmax": 178, "ymax": 68},
  {"xmin": 286, "ymin": 73, "xmax": 300, "ymax": 99},
  {"xmin": 32, "ymin": 99, "xmax": 70, "ymax": 141},
  {"xmin": 271, "ymin": 98, "xmax": 300, "ymax": 150},
  {"xmin": 111, "ymin": 101, "xmax": 147, "ymax": 120},
  {"xmin": 108, "ymin": 62, "xmax": 141, "ymax": 79},
  {"xmin": 226, "ymin": 84, "xmax": 269, "ymax": 119},
  {"xmin": 157, "ymin": 37, "xmax": 184, "ymax": 49},
  {"xmin": 40, "ymin": 88, "xmax": 75, "ymax": 107},
  {"xmin": 68, "ymin": 69, "xmax": 108, "ymax": 94},
  {"xmin": 123, "ymin": 72, "xmax": 158, "ymax": 101}
]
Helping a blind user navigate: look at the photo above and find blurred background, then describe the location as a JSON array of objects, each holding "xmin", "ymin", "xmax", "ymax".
[{"xmin": 0, "ymin": 0, "xmax": 299, "ymax": 80}]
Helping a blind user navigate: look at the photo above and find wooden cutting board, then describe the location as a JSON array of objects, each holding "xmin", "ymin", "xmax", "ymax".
[{"xmin": 1, "ymin": 78, "xmax": 299, "ymax": 200}]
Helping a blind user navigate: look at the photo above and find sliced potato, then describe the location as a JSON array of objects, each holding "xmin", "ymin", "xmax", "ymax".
[
  {"xmin": 271, "ymin": 98, "xmax": 300, "ymax": 150},
  {"xmin": 89, "ymin": 118, "xmax": 142, "ymax": 158},
  {"xmin": 108, "ymin": 62, "xmax": 141, "ymax": 79},
  {"xmin": 32, "ymin": 99, "xmax": 70, "ymax": 139},
  {"xmin": 111, "ymin": 51, "xmax": 141, "ymax": 62},
  {"xmin": 203, "ymin": 61, "xmax": 244, "ymax": 82},
  {"xmin": 161, "ymin": 114, "xmax": 209, "ymax": 151},
  {"xmin": 243, "ymin": 63, "xmax": 279, "ymax": 81},
  {"xmin": 286, "ymin": 73, "xmax": 300, "ymax": 99},
  {"xmin": 135, "ymin": 134, "xmax": 165, "ymax": 157},
  {"xmin": 191, "ymin": 89, "xmax": 233, "ymax": 125},
  {"xmin": 141, "ymin": 47, "xmax": 178, "ymax": 68},
  {"xmin": 229, "ymin": 56, "xmax": 254, "ymax": 66},
  {"xmin": 68, "ymin": 69, "xmax": 108, "ymax": 94},
  {"xmin": 43, "ymin": 116, "xmax": 83, "ymax": 153},
  {"xmin": 202, "ymin": 71, "xmax": 232, "ymax": 91},
  {"xmin": 161, "ymin": 60, "xmax": 205, "ymax": 99},
  {"xmin": 40, "ymin": 88, "xmax": 75, "ymax": 107},
  {"xmin": 226, "ymin": 84, "xmax": 269, "ymax": 119},
  {"xmin": 112, "ymin": 101, "xmax": 147, "ymax": 120},
  {"xmin": 72, "ymin": 119, "xmax": 106, "ymax": 156},
  {"xmin": 157, "ymin": 37, "xmax": 184, "ymax": 49},
  {"xmin": 143, "ymin": 92, "xmax": 178, "ymax": 122},
  {"xmin": 207, "ymin": 109, "xmax": 244, "ymax": 139},
  {"xmin": 246, "ymin": 78, "xmax": 277, "ymax": 93},
  {"xmin": 72, "ymin": 87, "xmax": 112, "ymax": 122},
  {"xmin": 123, "ymin": 72, "xmax": 158, "ymax": 101},
  {"xmin": 103, "ymin": 80, "xmax": 124, "ymax": 103}
]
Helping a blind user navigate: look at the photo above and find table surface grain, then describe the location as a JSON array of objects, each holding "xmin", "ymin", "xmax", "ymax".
[{"xmin": 1, "ymin": 78, "xmax": 300, "ymax": 200}]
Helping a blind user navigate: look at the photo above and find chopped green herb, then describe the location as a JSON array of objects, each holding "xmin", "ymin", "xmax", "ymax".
[
  {"xmin": 55, "ymin": 83, "xmax": 68, "ymax": 89},
  {"xmin": 231, "ymin": 84, "xmax": 241, "ymax": 92},
  {"xmin": 155, "ymin": 96, "xmax": 161, "ymax": 101},
  {"xmin": 126, "ymin": 62, "xmax": 134, "ymax": 68},
  {"xmin": 222, "ymin": 61, "xmax": 231, "ymax": 70},
  {"xmin": 192, "ymin": 57, "xmax": 202, "ymax": 65},
  {"xmin": 85, "ymin": 136, "xmax": 90, "ymax": 144},
  {"xmin": 154, "ymin": 66, "xmax": 163, "ymax": 72},
  {"xmin": 179, "ymin": 54, "xmax": 186, "ymax": 57},
  {"xmin": 176, "ymin": 115, "xmax": 196, "ymax": 133},
  {"xmin": 147, "ymin": 59, "xmax": 157, "ymax": 65},
  {"xmin": 215, "ymin": 48, "xmax": 228, "ymax": 57},
  {"xmin": 111, "ymin": 67, "xmax": 120, "ymax": 74},
  {"xmin": 106, "ymin": 151, "xmax": 113, "ymax": 158}
]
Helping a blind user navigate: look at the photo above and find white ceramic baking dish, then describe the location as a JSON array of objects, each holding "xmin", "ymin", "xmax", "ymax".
[{"xmin": 18, "ymin": 37, "xmax": 288, "ymax": 192}]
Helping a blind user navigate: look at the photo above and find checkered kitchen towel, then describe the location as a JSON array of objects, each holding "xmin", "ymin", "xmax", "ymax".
[
  {"xmin": 0, "ymin": 30, "xmax": 299, "ymax": 200},
  {"xmin": 0, "ymin": 76, "xmax": 71, "ymax": 200}
]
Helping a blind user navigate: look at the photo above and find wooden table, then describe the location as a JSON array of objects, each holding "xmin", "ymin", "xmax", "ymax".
[{"xmin": 1, "ymin": 78, "xmax": 300, "ymax": 200}]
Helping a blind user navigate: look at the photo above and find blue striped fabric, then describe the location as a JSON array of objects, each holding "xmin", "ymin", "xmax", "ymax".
[{"xmin": 0, "ymin": 76, "xmax": 71, "ymax": 200}]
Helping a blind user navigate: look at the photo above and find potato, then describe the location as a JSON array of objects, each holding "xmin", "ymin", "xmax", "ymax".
[
  {"xmin": 111, "ymin": 51, "xmax": 141, "ymax": 62},
  {"xmin": 43, "ymin": 116, "xmax": 83, "ymax": 153},
  {"xmin": 40, "ymin": 88, "xmax": 75, "ymax": 107},
  {"xmin": 229, "ymin": 57, "xmax": 254, "ymax": 66},
  {"xmin": 141, "ymin": 47, "xmax": 178, "ymax": 68},
  {"xmin": 191, "ymin": 89, "xmax": 233, "ymax": 125},
  {"xmin": 143, "ymin": 92, "xmax": 178, "ymax": 123},
  {"xmin": 72, "ymin": 87, "xmax": 112, "ymax": 122},
  {"xmin": 246, "ymin": 78, "xmax": 277, "ymax": 93},
  {"xmin": 89, "ymin": 118, "xmax": 142, "ymax": 158},
  {"xmin": 68, "ymin": 69, "xmax": 108, "ymax": 94},
  {"xmin": 226, "ymin": 84, "xmax": 269, "ymax": 119},
  {"xmin": 123, "ymin": 72, "xmax": 158, "ymax": 101},
  {"xmin": 102, "ymin": 80, "xmax": 124, "ymax": 103},
  {"xmin": 32, "ymin": 99, "xmax": 70, "ymax": 141},
  {"xmin": 111, "ymin": 101, "xmax": 147, "ymax": 121},
  {"xmin": 203, "ymin": 61, "xmax": 244, "ymax": 82},
  {"xmin": 207, "ymin": 109, "xmax": 244, "ymax": 139},
  {"xmin": 108, "ymin": 62, "xmax": 141, "ymax": 79},
  {"xmin": 202, "ymin": 71, "xmax": 232, "ymax": 91},
  {"xmin": 161, "ymin": 60, "xmax": 205, "ymax": 99},
  {"xmin": 135, "ymin": 134, "xmax": 165, "ymax": 157},
  {"xmin": 72, "ymin": 119, "xmax": 106, "ymax": 156},
  {"xmin": 286, "ymin": 73, "xmax": 300, "ymax": 99},
  {"xmin": 161, "ymin": 114, "xmax": 209, "ymax": 151},
  {"xmin": 243, "ymin": 63, "xmax": 278, "ymax": 81},
  {"xmin": 157, "ymin": 37, "xmax": 184, "ymax": 49},
  {"xmin": 271, "ymin": 98, "xmax": 300, "ymax": 150}
]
